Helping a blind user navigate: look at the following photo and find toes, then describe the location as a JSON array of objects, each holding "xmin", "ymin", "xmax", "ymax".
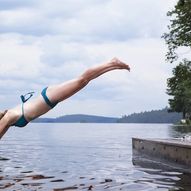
[
  {"xmin": 110, "ymin": 58, "xmax": 130, "ymax": 71},
  {"xmin": 126, "ymin": 65, "xmax": 130, "ymax": 71}
]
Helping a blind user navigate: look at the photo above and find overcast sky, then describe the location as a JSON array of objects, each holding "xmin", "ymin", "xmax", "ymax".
[{"xmin": 0, "ymin": 0, "xmax": 178, "ymax": 118}]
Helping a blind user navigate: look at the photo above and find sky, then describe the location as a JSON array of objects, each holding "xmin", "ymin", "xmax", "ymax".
[{"xmin": 0, "ymin": 0, "xmax": 178, "ymax": 118}]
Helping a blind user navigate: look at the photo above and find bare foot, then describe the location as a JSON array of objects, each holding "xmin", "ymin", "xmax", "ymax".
[{"xmin": 109, "ymin": 57, "xmax": 130, "ymax": 71}]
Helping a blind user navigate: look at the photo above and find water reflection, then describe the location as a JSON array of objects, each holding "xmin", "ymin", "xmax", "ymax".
[
  {"xmin": 1, "ymin": 123, "xmax": 191, "ymax": 190},
  {"xmin": 132, "ymin": 124, "xmax": 191, "ymax": 191},
  {"xmin": 168, "ymin": 125, "xmax": 191, "ymax": 138},
  {"xmin": 132, "ymin": 155, "xmax": 191, "ymax": 191}
]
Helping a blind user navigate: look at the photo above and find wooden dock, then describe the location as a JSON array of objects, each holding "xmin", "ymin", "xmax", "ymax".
[{"xmin": 132, "ymin": 137, "xmax": 191, "ymax": 171}]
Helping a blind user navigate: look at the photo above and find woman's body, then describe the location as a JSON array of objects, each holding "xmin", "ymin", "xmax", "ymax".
[{"xmin": 0, "ymin": 58, "xmax": 130, "ymax": 139}]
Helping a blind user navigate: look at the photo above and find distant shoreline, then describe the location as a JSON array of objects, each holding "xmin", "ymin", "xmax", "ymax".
[
  {"xmin": 32, "ymin": 108, "xmax": 182, "ymax": 124},
  {"xmin": 32, "ymin": 121, "xmax": 174, "ymax": 124}
]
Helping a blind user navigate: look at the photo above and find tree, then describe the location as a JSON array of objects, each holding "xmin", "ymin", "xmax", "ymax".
[
  {"xmin": 163, "ymin": 0, "xmax": 191, "ymax": 122},
  {"xmin": 167, "ymin": 60, "xmax": 191, "ymax": 119},
  {"xmin": 162, "ymin": 0, "xmax": 191, "ymax": 63}
]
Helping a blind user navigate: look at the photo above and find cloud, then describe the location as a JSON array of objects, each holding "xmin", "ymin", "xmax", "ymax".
[
  {"xmin": 0, "ymin": 33, "xmax": 172, "ymax": 116},
  {"xmin": 0, "ymin": 34, "xmax": 43, "ymax": 80},
  {"xmin": 0, "ymin": 0, "xmax": 178, "ymax": 116},
  {"xmin": 0, "ymin": 0, "xmax": 177, "ymax": 40},
  {"xmin": 38, "ymin": 37, "xmax": 173, "ymax": 117}
]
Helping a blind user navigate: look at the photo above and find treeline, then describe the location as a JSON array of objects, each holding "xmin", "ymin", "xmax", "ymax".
[
  {"xmin": 33, "ymin": 108, "xmax": 182, "ymax": 123},
  {"xmin": 118, "ymin": 108, "xmax": 182, "ymax": 123},
  {"xmin": 55, "ymin": 114, "xmax": 117, "ymax": 123},
  {"xmin": 33, "ymin": 114, "xmax": 117, "ymax": 123},
  {"xmin": 162, "ymin": 0, "xmax": 191, "ymax": 123}
]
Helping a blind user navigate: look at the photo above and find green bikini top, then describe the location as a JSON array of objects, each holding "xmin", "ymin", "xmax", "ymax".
[{"xmin": 13, "ymin": 92, "xmax": 34, "ymax": 127}]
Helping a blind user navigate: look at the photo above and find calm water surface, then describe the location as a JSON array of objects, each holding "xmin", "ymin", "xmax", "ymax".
[{"xmin": 0, "ymin": 123, "xmax": 191, "ymax": 191}]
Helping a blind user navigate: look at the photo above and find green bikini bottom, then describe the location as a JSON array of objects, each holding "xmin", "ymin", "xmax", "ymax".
[{"xmin": 13, "ymin": 87, "xmax": 58, "ymax": 127}]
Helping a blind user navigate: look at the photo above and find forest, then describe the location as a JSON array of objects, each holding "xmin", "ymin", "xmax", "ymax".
[{"xmin": 118, "ymin": 108, "xmax": 181, "ymax": 123}]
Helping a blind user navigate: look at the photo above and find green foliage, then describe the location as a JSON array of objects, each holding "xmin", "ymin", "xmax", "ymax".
[
  {"xmin": 167, "ymin": 60, "xmax": 191, "ymax": 118},
  {"xmin": 162, "ymin": 0, "xmax": 191, "ymax": 63},
  {"xmin": 163, "ymin": 0, "xmax": 191, "ymax": 120}
]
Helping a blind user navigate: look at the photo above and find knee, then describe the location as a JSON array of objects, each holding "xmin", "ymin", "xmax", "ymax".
[{"xmin": 78, "ymin": 75, "xmax": 89, "ymax": 86}]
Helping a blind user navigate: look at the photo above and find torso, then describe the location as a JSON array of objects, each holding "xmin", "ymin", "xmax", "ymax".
[{"xmin": 11, "ymin": 95, "xmax": 51, "ymax": 125}]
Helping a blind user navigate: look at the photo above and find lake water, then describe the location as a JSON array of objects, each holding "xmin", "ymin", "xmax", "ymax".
[{"xmin": 1, "ymin": 123, "xmax": 191, "ymax": 191}]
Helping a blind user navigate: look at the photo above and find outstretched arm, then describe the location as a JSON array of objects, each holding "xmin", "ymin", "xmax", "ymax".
[
  {"xmin": 0, "ymin": 123, "xmax": 10, "ymax": 140},
  {"xmin": 0, "ymin": 111, "xmax": 17, "ymax": 140},
  {"xmin": 0, "ymin": 117, "xmax": 10, "ymax": 140}
]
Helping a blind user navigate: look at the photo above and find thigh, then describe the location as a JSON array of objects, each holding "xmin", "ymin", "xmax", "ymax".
[{"xmin": 46, "ymin": 78, "xmax": 87, "ymax": 103}]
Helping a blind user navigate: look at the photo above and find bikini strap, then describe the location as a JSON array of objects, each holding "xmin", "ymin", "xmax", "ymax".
[
  {"xmin": 20, "ymin": 92, "xmax": 35, "ymax": 115},
  {"xmin": 20, "ymin": 92, "xmax": 35, "ymax": 103}
]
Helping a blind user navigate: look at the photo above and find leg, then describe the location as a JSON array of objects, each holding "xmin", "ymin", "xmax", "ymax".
[
  {"xmin": 0, "ymin": 57, "xmax": 130, "ymax": 139},
  {"xmin": 46, "ymin": 58, "xmax": 130, "ymax": 103}
]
